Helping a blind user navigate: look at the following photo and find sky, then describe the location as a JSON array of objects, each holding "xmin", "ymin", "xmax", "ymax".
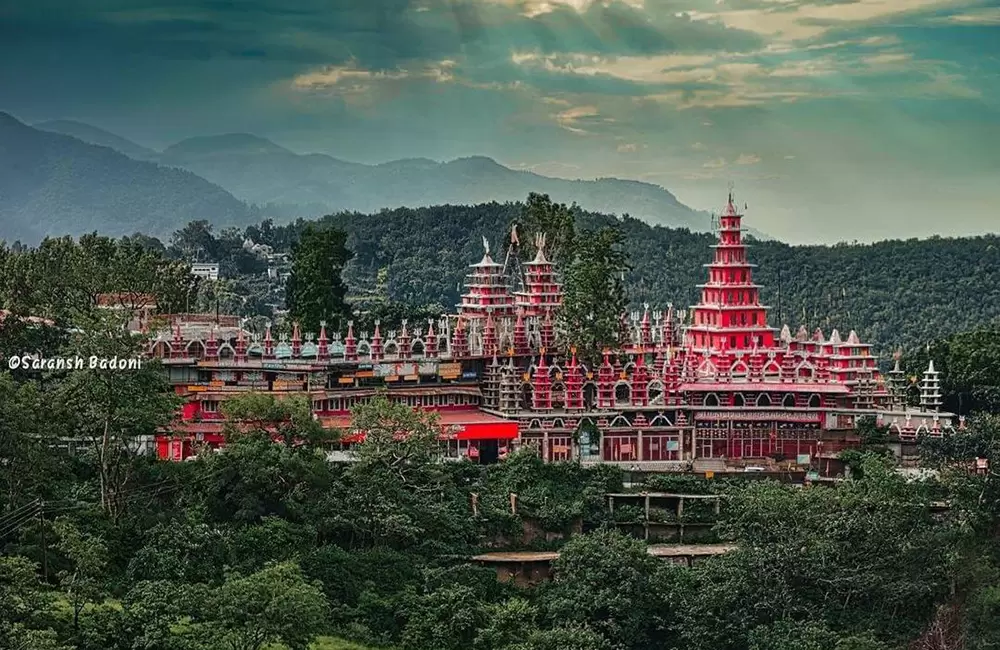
[{"xmin": 1, "ymin": 0, "xmax": 998, "ymax": 244}]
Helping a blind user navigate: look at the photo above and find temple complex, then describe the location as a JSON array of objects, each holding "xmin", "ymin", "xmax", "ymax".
[{"xmin": 149, "ymin": 194, "xmax": 961, "ymax": 469}]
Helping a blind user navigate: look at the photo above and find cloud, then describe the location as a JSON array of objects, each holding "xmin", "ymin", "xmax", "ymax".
[
  {"xmin": 938, "ymin": 6, "xmax": 1000, "ymax": 24},
  {"xmin": 617, "ymin": 142, "xmax": 640, "ymax": 152},
  {"xmin": 703, "ymin": 157, "xmax": 727, "ymax": 168},
  {"xmin": 481, "ymin": 0, "xmax": 645, "ymax": 18},
  {"xmin": 685, "ymin": 0, "xmax": 973, "ymax": 42},
  {"xmin": 292, "ymin": 60, "xmax": 456, "ymax": 90},
  {"xmin": 735, "ymin": 153, "xmax": 761, "ymax": 164},
  {"xmin": 555, "ymin": 105, "xmax": 607, "ymax": 133}
]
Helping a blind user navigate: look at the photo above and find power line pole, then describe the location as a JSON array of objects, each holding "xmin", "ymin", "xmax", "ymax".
[{"xmin": 40, "ymin": 501, "xmax": 48, "ymax": 582}]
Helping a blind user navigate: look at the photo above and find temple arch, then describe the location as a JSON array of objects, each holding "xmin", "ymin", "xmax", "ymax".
[
  {"xmin": 648, "ymin": 380, "xmax": 665, "ymax": 405},
  {"xmin": 614, "ymin": 381, "xmax": 631, "ymax": 406},
  {"xmin": 186, "ymin": 340, "xmax": 206, "ymax": 359},
  {"xmin": 150, "ymin": 341, "xmax": 171, "ymax": 358}
]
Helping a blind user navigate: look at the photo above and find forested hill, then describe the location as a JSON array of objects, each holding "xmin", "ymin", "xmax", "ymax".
[
  {"xmin": 0, "ymin": 112, "xmax": 257, "ymax": 242},
  {"xmin": 307, "ymin": 203, "xmax": 1000, "ymax": 352}
]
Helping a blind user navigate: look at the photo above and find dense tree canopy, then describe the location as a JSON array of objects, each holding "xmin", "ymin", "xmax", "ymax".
[
  {"xmin": 286, "ymin": 225, "xmax": 353, "ymax": 334},
  {"xmin": 558, "ymin": 227, "xmax": 630, "ymax": 362}
]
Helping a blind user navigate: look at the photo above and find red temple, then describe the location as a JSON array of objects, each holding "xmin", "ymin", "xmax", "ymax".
[{"xmin": 147, "ymin": 193, "xmax": 960, "ymax": 471}]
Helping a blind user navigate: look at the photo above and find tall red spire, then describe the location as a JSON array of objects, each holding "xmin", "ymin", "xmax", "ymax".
[
  {"xmin": 451, "ymin": 317, "xmax": 469, "ymax": 358},
  {"xmin": 398, "ymin": 319, "xmax": 412, "ymax": 359},
  {"xmin": 291, "ymin": 321, "xmax": 301, "ymax": 358},
  {"xmin": 565, "ymin": 348, "xmax": 584, "ymax": 410},
  {"xmin": 425, "ymin": 319, "xmax": 438, "ymax": 358},
  {"xmin": 236, "ymin": 326, "xmax": 247, "ymax": 363},
  {"xmin": 317, "ymin": 320, "xmax": 330, "ymax": 361},
  {"xmin": 513, "ymin": 309, "xmax": 529, "ymax": 355},
  {"xmin": 458, "ymin": 237, "xmax": 516, "ymax": 320},
  {"xmin": 371, "ymin": 321, "xmax": 383, "ymax": 362},
  {"xmin": 515, "ymin": 232, "xmax": 563, "ymax": 319},
  {"xmin": 345, "ymin": 321, "xmax": 357, "ymax": 362},
  {"xmin": 482, "ymin": 312, "xmax": 497, "ymax": 357},
  {"xmin": 597, "ymin": 349, "xmax": 615, "ymax": 408},
  {"xmin": 263, "ymin": 324, "xmax": 275, "ymax": 359},
  {"xmin": 532, "ymin": 351, "xmax": 552, "ymax": 410},
  {"xmin": 686, "ymin": 193, "xmax": 775, "ymax": 355},
  {"xmin": 171, "ymin": 319, "xmax": 184, "ymax": 359}
]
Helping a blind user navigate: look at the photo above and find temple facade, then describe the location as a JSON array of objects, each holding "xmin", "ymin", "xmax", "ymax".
[{"xmin": 149, "ymin": 194, "xmax": 961, "ymax": 469}]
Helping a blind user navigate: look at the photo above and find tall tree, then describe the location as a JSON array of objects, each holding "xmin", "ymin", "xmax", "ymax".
[
  {"xmin": 286, "ymin": 225, "xmax": 353, "ymax": 334},
  {"xmin": 53, "ymin": 312, "xmax": 178, "ymax": 521},
  {"xmin": 170, "ymin": 220, "xmax": 218, "ymax": 263},
  {"xmin": 557, "ymin": 227, "xmax": 630, "ymax": 362},
  {"xmin": 518, "ymin": 193, "xmax": 576, "ymax": 265}
]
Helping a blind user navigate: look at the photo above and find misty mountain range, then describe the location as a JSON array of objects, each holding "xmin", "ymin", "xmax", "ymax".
[{"xmin": 1, "ymin": 112, "xmax": 730, "ymax": 244}]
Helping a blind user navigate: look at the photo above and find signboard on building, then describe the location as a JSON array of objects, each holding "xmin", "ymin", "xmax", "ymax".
[
  {"xmin": 462, "ymin": 370, "xmax": 478, "ymax": 380},
  {"xmin": 376, "ymin": 362, "xmax": 417, "ymax": 378},
  {"xmin": 418, "ymin": 362, "xmax": 438, "ymax": 375},
  {"xmin": 438, "ymin": 363, "xmax": 462, "ymax": 377},
  {"xmin": 796, "ymin": 454, "xmax": 811, "ymax": 465}
]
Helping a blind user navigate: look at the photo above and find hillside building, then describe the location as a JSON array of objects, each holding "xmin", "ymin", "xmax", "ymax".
[
  {"xmin": 191, "ymin": 262, "xmax": 220, "ymax": 281},
  {"xmin": 148, "ymin": 194, "xmax": 960, "ymax": 469}
]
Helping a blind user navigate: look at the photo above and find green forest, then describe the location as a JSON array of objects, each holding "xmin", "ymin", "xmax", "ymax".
[{"xmin": 5, "ymin": 378, "xmax": 1000, "ymax": 650}]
